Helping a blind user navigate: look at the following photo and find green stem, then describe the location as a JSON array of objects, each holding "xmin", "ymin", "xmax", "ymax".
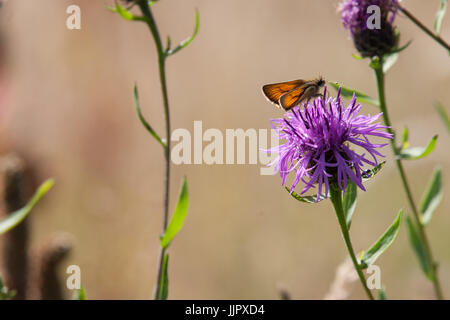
[
  {"xmin": 373, "ymin": 60, "xmax": 443, "ymax": 300},
  {"xmin": 137, "ymin": 0, "xmax": 171, "ymax": 300},
  {"xmin": 329, "ymin": 185, "xmax": 374, "ymax": 300},
  {"xmin": 400, "ymin": 5, "xmax": 450, "ymax": 53}
]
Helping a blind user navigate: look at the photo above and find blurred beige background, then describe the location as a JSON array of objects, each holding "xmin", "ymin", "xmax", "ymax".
[{"xmin": 0, "ymin": 0, "xmax": 449, "ymax": 299}]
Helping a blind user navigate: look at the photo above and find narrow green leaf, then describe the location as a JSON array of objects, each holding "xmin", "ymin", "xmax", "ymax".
[
  {"xmin": 343, "ymin": 180, "xmax": 357, "ymax": 229},
  {"xmin": 435, "ymin": 0, "xmax": 448, "ymax": 35},
  {"xmin": 401, "ymin": 126, "xmax": 410, "ymax": 150},
  {"xmin": 388, "ymin": 40, "xmax": 412, "ymax": 55},
  {"xmin": 72, "ymin": 287, "xmax": 87, "ymax": 300},
  {"xmin": 382, "ymin": 32, "xmax": 411, "ymax": 73},
  {"xmin": 378, "ymin": 287, "xmax": 387, "ymax": 300},
  {"xmin": 157, "ymin": 254, "xmax": 169, "ymax": 300},
  {"xmin": 329, "ymin": 82, "xmax": 379, "ymax": 107},
  {"xmin": 352, "ymin": 54, "xmax": 363, "ymax": 60},
  {"xmin": 0, "ymin": 179, "xmax": 54, "ymax": 235},
  {"xmin": 160, "ymin": 178, "xmax": 189, "ymax": 249},
  {"xmin": 406, "ymin": 216, "xmax": 433, "ymax": 279},
  {"xmin": 285, "ymin": 187, "xmax": 327, "ymax": 203},
  {"xmin": 166, "ymin": 36, "xmax": 172, "ymax": 52},
  {"xmin": 110, "ymin": 1, "xmax": 147, "ymax": 22},
  {"xmin": 115, "ymin": 1, "xmax": 135, "ymax": 20},
  {"xmin": 398, "ymin": 135, "xmax": 438, "ymax": 160},
  {"xmin": 382, "ymin": 52, "xmax": 398, "ymax": 73},
  {"xmin": 134, "ymin": 84, "xmax": 166, "ymax": 148},
  {"xmin": 362, "ymin": 161, "xmax": 385, "ymax": 181},
  {"xmin": 166, "ymin": 10, "xmax": 199, "ymax": 56},
  {"xmin": 420, "ymin": 168, "xmax": 443, "ymax": 225},
  {"xmin": 435, "ymin": 102, "xmax": 450, "ymax": 132},
  {"xmin": 360, "ymin": 210, "xmax": 402, "ymax": 268}
]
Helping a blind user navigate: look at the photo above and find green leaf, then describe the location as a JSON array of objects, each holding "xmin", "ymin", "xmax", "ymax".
[
  {"xmin": 157, "ymin": 254, "xmax": 169, "ymax": 300},
  {"xmin": 406, "ymin": 216, "xmax": 433, "ymax": 280},
  {"xmin": 420, "ymin": 168, "xmax": 443, "ymax": 225},
  {"xmin": 0, "ymin": 179, "xmax": 54, "ymax": 235},
  {"xmin": 398, "ymin": 135, "xmax": 438, "ymax": 160},
  {"xmin": 285, "ymin": 187, "xmax": 327, "ymax": 203},
  {"xmin": 109, "ymin": 1, "xmax": 147, "ymax": 22},
  {"xmin": 400, "ymin": 126, "xmax": 410, "ymax": 150},
  {"xmin": 343, "ymin": 181, "xmax": 357, "ymax": 229},
  {"xmin": 352, "ymin": 54, "xmax": 363, "ymax": 60},
  {"xmin": 166, "ymin": 36, "xmax": 172, "ymax": 52},
  {"xmin": 435, "ymin": 0, "xmax": 448, "ymax": 36},
  {"xmin": 134, "ymin": 84, "xmax": 166, "ymax": 148},
  {"xmin": 378, "ymin": 287, "xmax": 387, "ymax": 300},
  {"xmin": 362, "ymin": 161, "xmax": 385, "ymax": 181},
  {"xmin": 328, "ymin": 82, "xmax": 379, "ymax": 107},
  {"xmin": 382, "ymin": 35, "xmax": 412, "ymax": 72},
  {"xmin": 115, "ymin": 1, "xmax": 135, "ymax": 20},
  {"xmin": 160, "ymin": 178, "xmax": 189, "ymax": 249},
  {"xmin": 382, "ymin": 52, "xmax": 398, "ymax": 73},
  {"xmin": 360, "ymin": 210, "xmax": 402, "ymax": 269},
  {"xmin": 166, "ymin": 10, "xmax": 199, "ymax": 56},
  {"xmin": 388, "ymin": 40, "xmax": 412, "ymax": 55},
  {"xmin": 72, "ymin": 287, "xmax": 87, "ymax": 300},
  {"xmin": 435, "ymin": 102, "xmax": 450, "ymax": 133}
]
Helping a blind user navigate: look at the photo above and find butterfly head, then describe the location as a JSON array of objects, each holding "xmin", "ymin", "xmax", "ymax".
[{"xmin": 316, "ymin": 77, "xmax": 325, "ymax": 88}]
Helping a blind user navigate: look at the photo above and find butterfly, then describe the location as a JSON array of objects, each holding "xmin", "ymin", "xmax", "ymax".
[{"xmin": 262, "ymin": 77, "xmax": 325, "ymax": 110}]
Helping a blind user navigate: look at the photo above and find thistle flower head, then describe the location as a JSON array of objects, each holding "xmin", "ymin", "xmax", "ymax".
[
  {"xmin": 269, "ymin": 87, "xmax": 392, "ymax": 201},
  {"xmin": 339, "ymin": 0, "xmax": 400, "ymax": 57},
  {"xmin": 339, "ymin": 0, "xmax": 400, "ymax": 35}
]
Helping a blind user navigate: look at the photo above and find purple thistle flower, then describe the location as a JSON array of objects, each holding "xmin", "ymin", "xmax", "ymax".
[
  {"xmin": 268, "ymin": 87, "xmax": 392, "ymax": 201},
  {"xmin": 339, "ymin": 0, "xmax": 400, "ymax": 57},
  {"xmin": 339, "ymin": 0, "xmax": 400, "ymax": 36}
]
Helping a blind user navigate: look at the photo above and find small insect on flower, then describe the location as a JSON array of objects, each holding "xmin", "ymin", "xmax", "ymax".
[
  {"xmin": 267, "ymin": 86, "xmax": 392, "ymax": 201},
  {"xmin": 262, "ymin": 77, "xmax": 325, "ymax": 111}
]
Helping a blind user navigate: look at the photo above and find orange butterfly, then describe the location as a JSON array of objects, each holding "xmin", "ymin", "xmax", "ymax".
[{"xmin": 262, "ymin": 77, "xmax": 325, "ymax": 111}]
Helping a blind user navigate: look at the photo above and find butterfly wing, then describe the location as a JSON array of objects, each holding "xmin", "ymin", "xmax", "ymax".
[
  {"xmin": 279, "ymin": 86, "xmax": 306, "ymax": 110},
  {"xmin": 262, "ymin": 79, "xmax": 307, "ymax": 107},
  {"xmin": 279, "ymin": 83, "xmax": 321, "ymax": 110}
]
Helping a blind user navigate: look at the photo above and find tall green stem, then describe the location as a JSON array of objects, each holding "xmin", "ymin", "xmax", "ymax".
[
  {"xmin": 373, "ymin": 60, "xmax": 443, "ymax": 300},
  {"xmin": 137, "ymin": 1, "xmax": 171, "ymax": 300},
  {"xmin": 329, "ymin": 185, "xmax": 374, "ymax": 300}
]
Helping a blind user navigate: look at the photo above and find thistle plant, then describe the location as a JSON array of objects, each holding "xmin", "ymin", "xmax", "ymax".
[
  {"xmin": 271, "ymin": 87, "xmax": 391, "ymax": 201},
  {"xmin": 110, "ymin": 0, "xmax": 199, "ymax": 300},
  {"xmin": 336, "ymin": 0, "xmax": 447, "ymax": 299},
  {"xmin": 268, "ymin": 89, "xmax": 402, "ymax": 300}
]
